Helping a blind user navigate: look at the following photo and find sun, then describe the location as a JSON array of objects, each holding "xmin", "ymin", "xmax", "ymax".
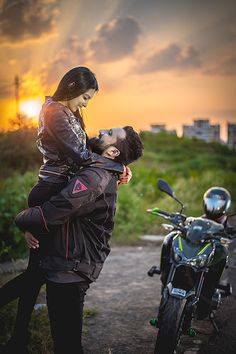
[{"xmin": 20, "ymin": 99, "xmax": 42, "ymax": 118}]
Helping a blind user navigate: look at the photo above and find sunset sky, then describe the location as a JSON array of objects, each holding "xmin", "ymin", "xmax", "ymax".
[{"xmin": 0, "ymin": 0, "xmax": 236, "ymax": 139}]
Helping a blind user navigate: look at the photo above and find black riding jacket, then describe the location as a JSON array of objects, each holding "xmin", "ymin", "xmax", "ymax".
[
  {"xmin": 37, "ymin": 97, "xmax": 123, "ymax": 181},
  {"xmin": 15, "ymin": 164, "xmax": 120, "ymax": 282}
]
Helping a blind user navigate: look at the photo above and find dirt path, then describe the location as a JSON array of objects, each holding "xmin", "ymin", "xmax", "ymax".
[
  {"xmin": 1, "ymin": 244, "xmax": 236, "ymax": 354},
  {"xmin": 83, "ymin": 246, "xmax": 161, "ymax": 354}
]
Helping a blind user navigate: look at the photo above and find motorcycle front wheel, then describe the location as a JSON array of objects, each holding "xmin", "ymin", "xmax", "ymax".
[{"xmin": 154, "ymin": 296, "xmax": 187, "ymax": 354}]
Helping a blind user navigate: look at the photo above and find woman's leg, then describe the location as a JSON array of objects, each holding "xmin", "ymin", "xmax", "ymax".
[
  {"xmin": 0, "ymin": 273, "xmax": 29, "ymax": 307},
  {"xmin": 27, "ymin": 179, "xmax": 68, "ymax": 207},
  {"xmin": 6, "ymin": 269, "xmax": 45, "ymax": 353}
]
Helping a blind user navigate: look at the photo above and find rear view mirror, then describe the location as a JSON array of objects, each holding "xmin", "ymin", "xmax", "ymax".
[
  {"xmin": 157, "ymin": 178, "xmax": 185, "ymax": 214},
  {"xmin": 157, "ymin": 179, "xmax": 174, "ymax": 197}
]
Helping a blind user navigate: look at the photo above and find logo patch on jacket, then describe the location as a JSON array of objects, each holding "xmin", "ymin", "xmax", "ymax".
[{"xmin": 72, "ymin": 179, "xmax": 88, "ymax": 194}]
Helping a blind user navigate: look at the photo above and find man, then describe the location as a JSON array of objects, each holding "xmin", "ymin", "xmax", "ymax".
[{"xmin": 14, "ymin": 126, "xmax": 143, "ymax": 354}]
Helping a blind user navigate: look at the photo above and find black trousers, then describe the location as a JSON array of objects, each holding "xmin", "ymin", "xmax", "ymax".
[
  {"xmin": 46, "ymin": 281, "xmax": 89, "ymax": 354},
  {"xmin": 0, "ymin": 180, "xmax": 67, "ymax": 348}
]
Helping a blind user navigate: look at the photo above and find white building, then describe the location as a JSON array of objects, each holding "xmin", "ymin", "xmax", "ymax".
[
  {"xmin": 151, "ymin": 124, "xmax": 176, "ymax": 135},
  {"xmin": 183, "ymin": 119, "xmax": 220, "ymax": 143},
  {"xmin": 227, "ymin": 123, "xmax": 236, "ymax": 149},
  {"xmin": 151, "ymin": 124, "xmax": 166, "ymax": 133}
]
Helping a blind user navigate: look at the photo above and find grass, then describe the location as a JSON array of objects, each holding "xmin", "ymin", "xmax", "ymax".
[
  {"xmin": 1, "ymin": 132, "xmax": 236, "ymax": 258},
  {"xmin": 0, "ymin": 273, "xmax": 98, "ymax": 353}
]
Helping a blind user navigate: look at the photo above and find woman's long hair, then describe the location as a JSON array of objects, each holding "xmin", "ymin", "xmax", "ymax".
[{"xmin": 52, "ymin": 67, "xmax": 99, "ymax": 130}]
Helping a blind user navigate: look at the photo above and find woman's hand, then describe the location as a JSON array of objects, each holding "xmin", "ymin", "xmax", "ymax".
[
  {"xmin": 24, "ymin": 231, "xmax": 39, "ymax": 249},
  {"xmin": 118, "ymin": 166, "xmax": 132, "ymax": 185}
]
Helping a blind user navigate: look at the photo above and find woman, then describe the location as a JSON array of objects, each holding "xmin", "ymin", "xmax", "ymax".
[{"xmin": 0, "ymin": 67, "xmax": 130, "ymax": 354}]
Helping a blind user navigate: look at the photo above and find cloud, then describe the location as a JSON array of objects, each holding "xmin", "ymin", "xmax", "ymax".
[
  {"xmin": 40, "ymin": 37, "xmax": 86, "ymax": 88},
  {"xmin": 0, "ymin": 34, "xmax": 87, "ymax": 98},
  {"xmin": 205, "ymin": 56, "xmax": 236, "ymax": 76},
  {"xmin": 137, "ymin": 43, "xmax": 202, "ymax": 73},
  {"xmin": 222, "ymin": 28, "xmax": 236, "ymax": 44},
  {"xmin": 0, "ymin": 0, "xmax": 60, "ymax": 43},
  {"xmin": 88, "ymin": 17, "xmax": 141, "ymax": 61}
]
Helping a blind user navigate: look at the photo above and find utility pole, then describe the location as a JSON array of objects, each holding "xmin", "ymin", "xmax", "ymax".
[
  {"xmin": 14, "ymin": 75, "xmax": 22, "ymax": 127},
  {"xmin": 14, "ymin": 75, "xmax": 20, "ymax": 118}
]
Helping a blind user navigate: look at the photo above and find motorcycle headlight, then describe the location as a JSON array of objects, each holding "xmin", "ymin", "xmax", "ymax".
[
  {"xmin": 188, "ymin": 258, "xmax": 198, "ymax": 267},
  {"xmin": 173, "ymin": 246, "xmax": 182, "ymax": 262},
  {"xmin": 187, "ymin": 254, "xmax": 208, "ymax": 268}
]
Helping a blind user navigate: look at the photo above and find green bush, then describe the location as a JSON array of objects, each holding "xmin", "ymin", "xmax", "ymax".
[
  {"xmin": 113, "ymin": 169, "xmax": 236, "ymax": 238},
  {"xmin": 0, "ymin": 130, "xmax": 236, "ymax": 259},
  {"xmin": 0, "ymin": 128, "xmax": 41, "ymax": 178},
  {"xmin": 0, "ymin": 171, "xmax": 38, "ymax": 261},
  {"xmin": 113, "ymin": 182, "xmax": 154, "ymax": 243}
]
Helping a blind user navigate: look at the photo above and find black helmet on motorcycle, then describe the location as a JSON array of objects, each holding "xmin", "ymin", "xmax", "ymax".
[{"xmin": 203, "ymin": 187, "xmax": 231, "ymax": 220}]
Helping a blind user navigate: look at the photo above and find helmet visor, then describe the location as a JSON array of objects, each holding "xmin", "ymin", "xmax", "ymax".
[{"xmin": 205, "ymin": 196, "xmax": 228, "ymax": 214}]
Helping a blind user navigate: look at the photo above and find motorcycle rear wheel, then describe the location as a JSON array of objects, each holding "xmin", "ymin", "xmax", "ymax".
[{"xmin": 154, "ymin": 296, "xmax": 186, "ymax": 354}]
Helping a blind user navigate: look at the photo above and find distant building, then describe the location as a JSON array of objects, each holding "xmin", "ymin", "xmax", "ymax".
[
  {"xmin": 151, "ymin": 124, "xmax": 166, "ymax": 133},
  {"xmin": 210, "ymin": 124, "xmax": 220, "ymax": 142},
  {"xmin": 227, "ymin": 123, "xmax": 236, "ymax": 149},
  {"xmin": 183, "ymin": 119, "xmax": 220, "ymax": 143},
  {"xmin": 151, "ymin": 124, "xmax": 176, "ymax": 135}
]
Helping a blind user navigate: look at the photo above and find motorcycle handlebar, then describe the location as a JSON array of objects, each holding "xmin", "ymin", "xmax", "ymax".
[
  {"xmin": 147, "ymin": 207, "xmax": 187, "ymax": 218},
  {"xmin": 146, "ymin": 208, "xmax": 171, "ymax": 218},
  {"xmin": 146, "ymin": 208, "xmax": 186, "ymax": 229},
  {"xmin": 147, "ymin": 207, "xmax": 236, "ymax": 240}
]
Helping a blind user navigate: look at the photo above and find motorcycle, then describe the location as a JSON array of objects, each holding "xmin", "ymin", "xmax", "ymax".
[{"xmin": 147, "ymin": 179, "xmax": 236, "ymax": 354}]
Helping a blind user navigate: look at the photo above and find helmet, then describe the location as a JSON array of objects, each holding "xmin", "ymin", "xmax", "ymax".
[{"xmin": 203, "ymin": 187, "xmax": 231, "ymax": 220}]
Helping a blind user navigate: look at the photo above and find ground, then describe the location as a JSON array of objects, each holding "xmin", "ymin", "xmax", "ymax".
[
  {"xmin": 83, "ymin": 246, "xmax": 160, "ymax": 354},
  {"xmin": 1, "ymin": 243, "xmax": 236, "ymax": 354}
]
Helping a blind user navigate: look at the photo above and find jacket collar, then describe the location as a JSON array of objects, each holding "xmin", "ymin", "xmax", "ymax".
[{"xmin": 91, "ymin": 156, "xmax": 124, "ymax": 173}]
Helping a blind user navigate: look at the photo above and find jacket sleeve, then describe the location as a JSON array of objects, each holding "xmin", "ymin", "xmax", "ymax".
[
  {"xmin": 15, "ymin": 169, "xmax": 111, "ymax": 234},
  {"xmin": 45, "ymin": 108, "xmax": 104, "ymax": 166}
]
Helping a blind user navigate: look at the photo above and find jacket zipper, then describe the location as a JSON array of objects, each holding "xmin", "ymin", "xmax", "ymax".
[{"xmin": 100, "ymin": 192, "xmax": 109, "ymax": 240}]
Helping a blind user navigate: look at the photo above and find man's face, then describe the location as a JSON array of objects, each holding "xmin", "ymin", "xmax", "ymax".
[{"xmin": 89, "ymin": 128, "xmax": 126, "ymax": 154}]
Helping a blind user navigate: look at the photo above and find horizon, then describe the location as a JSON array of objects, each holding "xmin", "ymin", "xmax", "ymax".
[{"xmin": 1, "ymin": 110, "xmax": 234, "ymax": 143}]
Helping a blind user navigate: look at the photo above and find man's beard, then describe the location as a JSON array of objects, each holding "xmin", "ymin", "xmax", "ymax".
[{"xmin": 89, "ymin": 137, "xmax": 105, "ymax": 154}]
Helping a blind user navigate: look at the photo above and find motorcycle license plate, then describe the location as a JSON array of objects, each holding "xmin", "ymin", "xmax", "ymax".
[{"xmin": 171, "ymin": 288, "xmax": 186, "ymax": 297}]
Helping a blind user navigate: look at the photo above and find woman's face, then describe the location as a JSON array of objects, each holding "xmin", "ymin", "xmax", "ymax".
[{"xmin": 67, "ymin": 88, "xmax": 96, "ymax": 113}]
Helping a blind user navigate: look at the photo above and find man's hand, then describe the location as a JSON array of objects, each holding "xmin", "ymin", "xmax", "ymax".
[
  {"xmin": 24, "ymin": 231, "xmax": 39, "ymax": 249},
  {"xmin": 118, "ymin": 166, "xmax": 132, "ymax": 185}
]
